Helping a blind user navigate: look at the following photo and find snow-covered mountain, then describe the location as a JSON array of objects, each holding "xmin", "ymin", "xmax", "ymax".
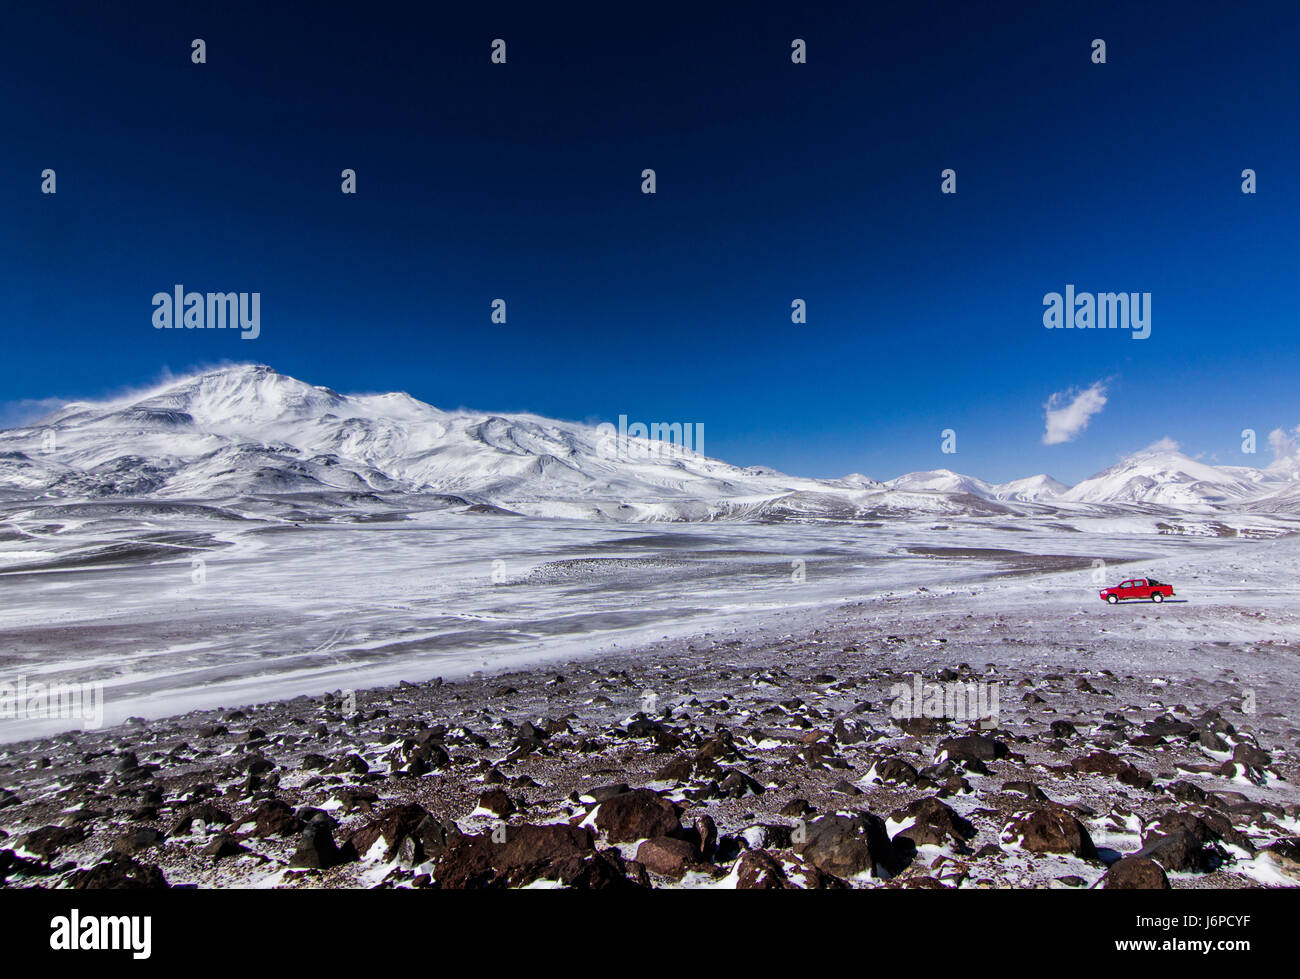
[
  {"xmin": 886, "ymin": 469, "xmax": 993, "ymax": 498},
  {"xmin": 0, "ymin": 365, "xmax": 863, "ymax": 520},
  {"xmin": 0, "ymin": 364, "xmax": 1296, "ymax": 520},
  {"xmin": 1061, "ymin": 442, "xmax": 1286, "ymax": 507},
  {"xmin": 989, "ymin": 474, "xmax": 1069, "ymax": 502},
  {"xmin": 879, "ymin": 470, "xmax": 1068, "ymax": 503}
]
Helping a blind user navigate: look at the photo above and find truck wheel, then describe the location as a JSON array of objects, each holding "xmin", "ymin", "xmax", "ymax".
[
  {"xmin": 1107, "ymin": 594, "xmax": 1118, "ymax": 604},
  {"xmin": 1152, "ymin": 592, "xmax": 1164, "ymax": 603}
]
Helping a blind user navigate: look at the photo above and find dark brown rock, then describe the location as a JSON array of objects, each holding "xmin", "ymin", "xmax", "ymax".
[
  {"xmin": 20, "ymin": 825, "xmax": 85, "ymax": 860},
  {"xmin": 476, "ymin": 789, "xmax": 517, "ymax": 818},
  {"xmin": 635, "ymin": 836, "xmax": 698, "ymax": 879},
  {"xmin": 251, "ymin": 799, "xmax": 303, "ymax": 837},
  {"xmin": 939, "ymin": 734, "xmax": 1008, "ymax": 764},
  {"xmin": 1002, "ymin": 808, "xmax": 1098, "ymax": 859},
  {"xmin": 71, "ymin": 856, "xmax": 169, "ymax": 890},
  {"xmin": 290, "ymin": 822, "xmax": 343, "ymax": 869},
  {"xmin": 431, "ymin": 823, "xmax": 639, "ymax": 889},
  {"xmin": 795, "ymin": 812, "xmax": 898, "ymax": 878},
  {"xmin": 1070, "ymin": 751, "xmax": 1153, "ymax": 789},
  {"xmin": 890, "ymin": 797, "xmax": 976, "ymax": 851},
  {"xmin": 200, "ymin": 834, "xmax": 247, "ymax": 860},
  {"xmin": 593, "ymin": 789, "xmax": 681, "ymax": 843},
  {"xmin": 735, "ymin": 849, "xmax": 791, "ymax": 889},
  {"xmin": 1102, "ymin": 856, "xmax": 1170, "ymax": 889},
  {"xmin": 1135, "ymin": 831, "xmax": 1225, "ymax": 873},
  {"xmin": 347, "ymin": 803, "xmax": 432, "ymax": 862}
]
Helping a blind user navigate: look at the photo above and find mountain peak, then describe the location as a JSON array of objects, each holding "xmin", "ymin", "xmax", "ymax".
[
  {"xmin": 2, "ymin": 365, "xmax": 1297, "ymax": 516},
  {"xmin": 886, "ymin": 469, "xmax": 992, "ymax": 496},
  {"xmin": 991, "ymin": 473, "xmax": 1066, "ymax": 498},
  {"xmin": 125, "ymin": 364, "xmax": 347, "ymax": 430},
  {"xmin": 1064, "ymin": 441, "xmax": 1265, "ymax": 505}
]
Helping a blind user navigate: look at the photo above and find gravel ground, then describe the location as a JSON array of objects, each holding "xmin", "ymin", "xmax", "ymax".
[{"xmin": 3, "ymin": 560, "xmax": 1299, "ymax": 890}]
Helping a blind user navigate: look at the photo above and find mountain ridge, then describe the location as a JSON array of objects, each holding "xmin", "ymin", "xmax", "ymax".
[{"xmin": 2, "ymin": 364, "xmax": 1297, "ymax": 520}]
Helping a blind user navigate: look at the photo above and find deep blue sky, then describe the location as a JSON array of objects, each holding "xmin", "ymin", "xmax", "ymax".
[{"xmin": 2, "ymin": 1, "xmax": 1297, "ymax": 484}]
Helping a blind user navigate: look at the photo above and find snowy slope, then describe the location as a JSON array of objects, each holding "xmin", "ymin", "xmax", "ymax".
[
  {"xmin": 0, "ymin": 365, "xmax": 847, "ymax": 517},
  {"xmin": 990, "ymin": 474, "xmax": 1069, "ymax": 502},
  {"xmin": 885, "ymin": 470, "xmax": 1070, "ymax": 504},
  {"xmin": 1, "ymin": 364, "xmax": 1296, "ymax": 520},
  {"xmin": 886, "ymin": 469, "xmax": 994, "ymax": 497},
  {"xmin": 1062, "ymin": 444, "xmax": 1284, "ymax": 507}
]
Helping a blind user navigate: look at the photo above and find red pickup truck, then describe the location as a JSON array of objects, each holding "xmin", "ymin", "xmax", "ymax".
[{"xmin": 1099, "ymin": 578, "xmax": 1174, "ymax": 604}]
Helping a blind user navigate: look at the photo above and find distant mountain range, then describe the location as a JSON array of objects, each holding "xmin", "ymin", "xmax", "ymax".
[{"xmin": 1, "ymin": 364, "xmax": 1297, "ymax": 522}]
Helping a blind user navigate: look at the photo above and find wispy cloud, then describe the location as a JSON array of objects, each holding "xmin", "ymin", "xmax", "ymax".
[
  {"xmin": 1268, "ymin": 425, "xmax": 1300, "ymax": 463},
  {"xmin": 1042, "ymin": 381, "xmax": 1108, "ymax": 445},
  {"xmin": 0, "ymin": 398, "xmax": 69, "ymax": 429},
  {"xmin": 0, "ymin": 363, "xmax": 243, "ymax": 431},
  {"xmin": 1141, "ymin": 436, "xmax": 1180, "ymax": 454}
]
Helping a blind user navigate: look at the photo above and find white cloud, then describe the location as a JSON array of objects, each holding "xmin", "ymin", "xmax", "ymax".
[
  {"xmin": 1042, "ymin": 381, "xmax": 1108, "ymax": 445},
  {"xmin": 1139, "ymin": 436, "xmax": 1180, "ymax": 455},
  {"xmin": 0, "ymin": 398, "xmax": 68, "ymax": 429},
  {"xmin": 1268, "ymin": 425, "xmax": 1300, "ymax": 463}
]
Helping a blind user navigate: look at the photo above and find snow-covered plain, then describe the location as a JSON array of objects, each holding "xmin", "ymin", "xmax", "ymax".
[
  {"xmin": 3, "ymin": 499, "xmax": 1299, "ymax": 742},
  {"xmin": 2, "ymin": 364, "xmax": 1299, "ymax": 742}
]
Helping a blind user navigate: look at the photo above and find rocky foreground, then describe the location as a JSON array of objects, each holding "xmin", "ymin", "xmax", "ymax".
[{"xmin": 2, "ymin": 602, "xmax": 1299, "ymax": 890}]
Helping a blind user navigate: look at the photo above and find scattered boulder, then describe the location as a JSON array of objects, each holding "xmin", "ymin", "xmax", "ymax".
[
  {"xmin": 475, "ymin": 789, "xmax": 517, "ymax": 818},
  {"xmin": 1232, "ymin": 741, "xmax": 1272, "ymax": 768},
  {"xmin": 896, "ymin": 716, "xmax": 947, "ymax": 737},
  {"xmin": 867, "ymin": 757, "xmax": 920, "ymax": 786},
  {"xmin": 1070, "ymin": 751, "xmax": 1153, "ymax": 789},
  {"xmin": 290, "ymin": 822, "xmax": 343, "ymax": 870},
  {"xmin": 579, "ymin": 784, "xmax": 631, "ymax": 804},
  {"xmin": 1002, "ymin": 808, "xmax": 1097, "ymax": 860},
  {"xmin": 1002, "ymin": 780, "xmax": 1050, "ymax": 803},
  {"xmin": 780, "ymin": 798, "xmax": 814, "ymax": 818},
  {"xmin": 431, "ymin": 824, "xmax": 638, "ymax": 889},
  {"xmin": 200, "ymin": 834, "xmax": 248, "ymax": 860},
  {"xmin": 71, "ymin": 856, "xmax": 169, "ymax": 890},
  {"xmin": 734, "ymin": 849, "xmax": 790, "ymax": 889},
  {"xmin": 938, "ymin": 734, "xmax": 1008, "ymax": 764},
  {"xmin": 336, "ymin": 786, "xmax": 380, "ymax": 813},
  {"xmin": 890, "ymin": 797, "xmax": 976, "ymax": 851},
  {"xmin": 716, "ymin": 770, "xmax": 765, "ymax": 798},
  {"xmin": 20, "ymin": 825, "xmax": 85, "ymax": 860},
  {"xmin": 593, "ymin": 789, "xmax": 681, "ymax": 843},
  {"xmin": 636, "ymin": 836, "xmax": 699, "ymax": 879},
  {"xmin": 1102, "ymin": 856, "xmax": 1171, "ymax": 889},
  {"xmin": 795, "ymin": 812, "xmax": 899, "ymax": 879},
  {"xmin": 251, "ymin": 800, "xmax": 303, "ymax": 838},
  {"xmin": 325, "ymin": 753, "xmax": 370, "ymax": 776},
  {"xmin": 347, "ymin": 803, "xmax": 433, "ymax": 863},
  {"xmin": 652, "ymin": 756, "xmax": 694, "ymax": 782},
  {"xmin": 0, "ymin": 847, "xmax": 52, "ymax": 882},
  {"xmin": 1135, "ymin": 831, "xmax": 1225, "ymax": 874}
]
